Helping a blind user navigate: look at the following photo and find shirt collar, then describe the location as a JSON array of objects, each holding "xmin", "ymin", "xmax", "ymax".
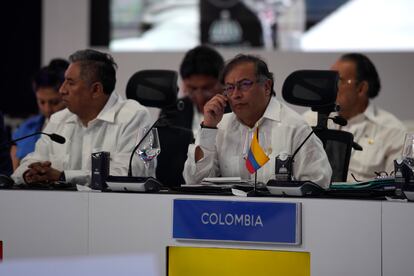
[
  {"xmin": 65, "ymin": 92, "xmax": 120, "ymax": 124},
  {"xmin": 362, "ymin": 103, "xmax": 378, "ymax": 122},
  {"xmin": 236, "ymin": 96, "xmax": 281, "ymax": 129},
  {"xmin": 347, "ymin": 103, "xmax": 376, "ymax": 125},
  {"xmin": 95, "ymin": 92, "xmax": 120, "ymax": 123},
  {"xmin": 261, "ymin": 96, "xmax": 281, "ymax": 122}
]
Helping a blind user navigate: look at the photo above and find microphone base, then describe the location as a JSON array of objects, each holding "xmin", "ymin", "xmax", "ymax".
[
  {"xmin": 104, "ymin": 176, "xmax": 162, "ymax": 193},
  {"xmin": 245, "ymin": 189, "xmax": 268, "ymax": 197},
  {"xmin": 266, "ymin": 179, "xmax": 324, "ymax": 197}
]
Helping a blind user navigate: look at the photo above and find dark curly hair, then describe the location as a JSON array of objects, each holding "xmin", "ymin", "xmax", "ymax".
[
  {"xmin": 340, "ymin": 53, "xmax": 381, "ymax": 98},
  {"xmin": 219, "ymin": 54, "xmax": 275, "ymax": 96},
  {"xmin": 69, "ymin": 49, "xmax": 118, "ymax": 95}
]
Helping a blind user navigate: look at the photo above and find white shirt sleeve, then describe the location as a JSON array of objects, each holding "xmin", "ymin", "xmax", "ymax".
[
  {"xmin": 12, "ymin": 98, "xmax": 155, "ymax": 186},
  {"xmin": 11, "ymin": 120, "xmax": 58, "ymax": 184},
  {"xmin": 183, "ymin": 127, "xmax": 220, "ymax": 184},
  {"xmin": 291, "ymin": 126, "xmax": 332, "ymax": 189}
]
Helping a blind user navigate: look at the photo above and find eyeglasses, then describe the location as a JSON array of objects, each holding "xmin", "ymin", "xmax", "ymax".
[{"xmin": 223, "ymin": 79, "xmax": 262, "ymax": 96}]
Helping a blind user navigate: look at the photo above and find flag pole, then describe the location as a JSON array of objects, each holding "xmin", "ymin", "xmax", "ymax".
[
  {"xmin": 248, "ymin": 128, "xmax": 259, "ymax": 197},
  {"xmin": 254, "ymin": 127, "xmax": 259, "ymax": 194},
  {"xmin": 254, "ymin": 171, "xmax": 257, "ymax": 193}
]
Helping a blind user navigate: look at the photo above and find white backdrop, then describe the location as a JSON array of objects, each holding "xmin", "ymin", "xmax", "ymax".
[{"xmin": 43, "ymin": 0, "xmax": 414, "ymax": 121}]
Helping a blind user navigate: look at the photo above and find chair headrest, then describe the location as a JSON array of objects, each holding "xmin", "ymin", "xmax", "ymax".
[
  {"xmin": 282, "ymin": 70, "xmax": 338, "ymax": 111},
  {"xmin": 126, "ymin": 70, "xmax": 178, "ymax": 108}
]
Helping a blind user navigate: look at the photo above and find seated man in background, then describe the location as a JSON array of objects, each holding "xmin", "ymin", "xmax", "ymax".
[
  {"xmin": 11, "ymin": 59, "xmax": 68, "ymax": 170},
  {"xmin": 183, "ymin": 54, "xmax": 332, "ymax": 188},
  {"xmin": 0, "ymin": 112, "xmax": 13, "ymax": 176},
  {"xmin": 303, "ymin": 53, "xmax": 406, "ymax": 181},
  {"xmin": 160, "ymin": 45, "xmax": 224, "ymax": 135},
  {"xmin": 12, "ymin": 49, "xmax": 152, "ymax": 186}
]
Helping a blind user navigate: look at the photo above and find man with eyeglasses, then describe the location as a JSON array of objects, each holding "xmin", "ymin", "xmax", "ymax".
[
  {"xmin": 160, "ymin": 45, "xmax": 224, "ymax": 136},
  {"xmin": 183, "ymin": 54, "xmax": 332, "ymax": 188},
  {"xmin": 303, "ymin": 53, "xmax": 406, "ymax": 181}
]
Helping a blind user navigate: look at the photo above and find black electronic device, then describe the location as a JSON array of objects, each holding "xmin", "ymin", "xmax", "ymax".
[
  {"xmin": 274, "ymin": 153, "xmax": 293, "ymax": 182},
  {"xmin": 273, "ymin": 128, "xmax": 316, "ymax": 183},
  {"xmin": 91, "ymin": 151, "xmax": 110, "ymax": 190},
  {"xmin": 327, "ymin": 178, "xmax": 397, "ymax": 199},
  {"xmin": 267, "ymin": 128, "xmax": 325, "ymax": 196},
  {"xmin": 266, "ymin": 180, "xmax": 325, "ymax": 196},
  {"xmin": 394, "ymin": 158, "xmax": 414, "ymax": 185},
  {"xmin": 394, "ymin": 158, "xmax": 414, "ymax": 200},
  {"xmin": 100, "ymin": 117, "xmax": 164, "ymax": 192},
  {"xmin": 105, "ymin": 176, "xmax": 162, "ymax": 192},
  {"xmin": 0, "ymin": 132, "xmax": 66, "ymax": 149},
  {"xmin": 0, "ymin": 174, "xmax": 14, "ymax": 189}
]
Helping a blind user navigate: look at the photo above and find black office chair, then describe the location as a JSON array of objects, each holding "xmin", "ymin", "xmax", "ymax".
[
  {"xmin": 126, "ymin": 70, "xmax": 194, "ymax": 187},
  {"xmin": 282, "ymin": 70, "xmax": 361, "ymax": 182}
]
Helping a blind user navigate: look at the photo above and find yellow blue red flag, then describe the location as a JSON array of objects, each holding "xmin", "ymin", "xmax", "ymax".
[{"xmin": 245, "ymin": 128, "xmax": 269, "ymax": 174}]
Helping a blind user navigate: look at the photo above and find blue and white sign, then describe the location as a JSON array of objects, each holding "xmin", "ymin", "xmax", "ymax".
[{"xmin": 173, "ymin": 199, "xmax": 301, "ymax": 244}]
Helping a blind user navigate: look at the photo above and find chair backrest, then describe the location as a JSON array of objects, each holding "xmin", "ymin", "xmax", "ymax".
[
  {"xmin": 126, "ymin": 70, "xmax": 178, "ymax": 107},
  {"xmin": 313, "ymin": 128, "xmax": 354, "ymax": 182},
  {"xmin": 282, "ymin": 69, "xmax": 338, "ymax": 115},
  {"xmin": 282, "ymin": 70, "xmax": 355, "ymax": 182},
  {"xmin": 126, "ymin": 70, "xmax": 194, "ymax": 187}
]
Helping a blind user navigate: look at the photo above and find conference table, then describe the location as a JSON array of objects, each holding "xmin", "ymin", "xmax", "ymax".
[{"xmin": 0, "ymin": 189, "xmax": 413, "ymax": 276}]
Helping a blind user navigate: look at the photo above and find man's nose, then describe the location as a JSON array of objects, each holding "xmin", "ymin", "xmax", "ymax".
[
  {"xmin": 59, "ymin": 82, "xmax": 66, "ymax": 94},
  {"xmin": 230, "ymin": 86, "xmax": 243, "ymax": 97}
]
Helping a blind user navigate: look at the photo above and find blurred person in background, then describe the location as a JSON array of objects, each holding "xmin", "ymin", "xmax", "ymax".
[
  {"xmin": 160, "ymin": 45, "xmax": 224, "ymax": 136},
  {"xmin": 303, "ymin": 53, "xmax": 406, "ymax": 181},
  {"xmin": 12, "ymin": 49, "xmax": 152, "ymax": 186},
  {"xmin": 10, "ymin": 59, "xmax": 68, "ymax": 170}
]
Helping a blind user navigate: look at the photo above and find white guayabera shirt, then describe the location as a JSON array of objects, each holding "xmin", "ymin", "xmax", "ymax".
[
  {"xmin": 13, "ymin": 93, "xmax": 154, "ymax": 186},
  {"xmin": 303, "ymin": 104, "xmax": 407, "ymax": 182},
  {"xmin": 183, "ymin": 97, "xmax": 332, "ymax": 188}
]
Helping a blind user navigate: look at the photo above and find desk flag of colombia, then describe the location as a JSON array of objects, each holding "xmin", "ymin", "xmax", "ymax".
[{"xmin": 245, "ymin": 128, "xmax": 269, "ymax": 173}]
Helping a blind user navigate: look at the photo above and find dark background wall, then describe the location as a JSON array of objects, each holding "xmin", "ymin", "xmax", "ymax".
[{"xmin": 1, "ymin": 1, "xmax": 42, "ymax": 118}]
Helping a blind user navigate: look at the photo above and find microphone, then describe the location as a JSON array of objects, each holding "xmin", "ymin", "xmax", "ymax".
[
  {"xmin": 327, "ymin": 116, "xmax": 362, "ymax": 151},
  {"xmin": 329, "ymin": 116, "xmax": 347, "ymax": 127},
  {"xmin": 274, "ymin": 128, "xmax": 316, "ymax": 182},
  {"xmin": 99, "ymin": 118, "xmax": 164, "ymax": 193},
  {"xmin": 47, "ymin": 133, "xmax": 66, "ymax": 144},
  {"xmin": 0, "ymin": 132, "xmax": 66, "ymax": 149},
  {"xmin": 267, "ymin": 128, "xmax": 326, "ymax": 197},
  {"xmin": 127, "ymin": 116, "xmax": 164, "ymax": 177}
]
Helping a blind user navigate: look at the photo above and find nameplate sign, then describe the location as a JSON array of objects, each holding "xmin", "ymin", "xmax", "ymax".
[{"xmin": 173, "ymin": 199, "xmax": 301, "ymax": 244}]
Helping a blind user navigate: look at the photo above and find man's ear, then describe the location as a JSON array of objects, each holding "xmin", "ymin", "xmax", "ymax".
[
  {"xmin": 357, "ymin": 80, "xmax": 369, "ymax": 97},
  {"xmin": 90, "ymin": 82, "xmax": 104, "ymax": 98},
  {"xmin": 264, "ymin": 79, "xmax": 272, "ymax": 96}
]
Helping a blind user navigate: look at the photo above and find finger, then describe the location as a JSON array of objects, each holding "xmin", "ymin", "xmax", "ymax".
[
  {"xmin": 205, "ymin": 104, "xmax": 221, "ymax": 118},
  {"xmin": 211, "ymin": 103, "xmax": 223, "ymax": 116},
  {"xmin": 28, "ymin": 162, "xmax": 43, "ymax": 169},
  {"xmin": 210, "ymin": 94, "xmax": 227, "ymax": 105},
  {"xmin": 24, "ymin": 168, "xmax": 36, "ymax": 176},
  {"xmin": 41, "ymin": 161, "xmax": 52, "ymax": 167},
  {"xmin": 213, "ymin": 96, "xmax": 228, "ymax": 109},
  {"xmin": 31, "ymin": 174, "xmax": 49, "ymax": 183},
  {"xmin": 215, "ymin": 94, "xmax": 228, "ymax": 102},
  {"xmin": 207, "ymin": 97, "xmax": 226, "ymax": 111},
  {"xmin": 31, "ymin": 165, "xmax": 48, "ymax": 175}
]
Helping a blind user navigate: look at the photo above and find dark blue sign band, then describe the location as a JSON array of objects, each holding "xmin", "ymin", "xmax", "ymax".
[{"xmin": 173, "ymin": 199, "xmax": 301, "ymax": 244}]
